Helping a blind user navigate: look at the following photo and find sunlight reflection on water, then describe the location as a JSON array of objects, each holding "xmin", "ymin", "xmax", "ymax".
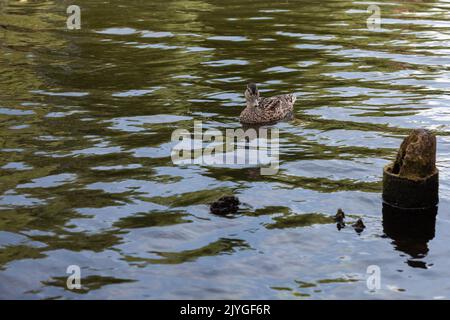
[{"xmin": 1, "ymin": 0, "xmax": 450, "ymax": 299}]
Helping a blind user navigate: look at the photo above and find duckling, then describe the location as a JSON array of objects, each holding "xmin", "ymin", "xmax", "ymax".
[
  {"xmin": 353, "ymin": 218, "xmax": 366, "ymax": 233},
  {"xmin": 210, "ymin": 196, "xmax": 240, "ymax": 215},
  {"xmin": 335, "ymin": 208, "xmax": 346, "ymax": 230},
  {"xmin": 239, "ymin": 83, "xmax": 296, "ymax": 124},
  {"xmin": 335, "ymin": 208, "xmax": 345, "ymax": 223}
]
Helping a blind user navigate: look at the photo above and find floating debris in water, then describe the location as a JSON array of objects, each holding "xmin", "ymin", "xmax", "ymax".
[
  {"xmin": 353, "ymin": 219, "xmax": 366, "ymax": 234},
  {"xmin": 335, "ymin": 208, "xmax": 345, "ymax": 231},
  {"xmin": 335, "ymin": 208, "xmax": 345, "ymax": 222},
  {"xmin": 210, "ymin": 196, "xmax": 240, "ymax": 215}
]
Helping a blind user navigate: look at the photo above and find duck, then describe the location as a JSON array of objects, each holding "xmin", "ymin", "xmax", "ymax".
[{"xmin": 239, "ymin": 83, "xmax": 296, "ymax": 124}]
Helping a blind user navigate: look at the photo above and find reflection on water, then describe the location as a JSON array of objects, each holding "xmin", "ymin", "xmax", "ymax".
[
  {"xmin": 1, "ymin": 0, "xmax": 450, "ymax": 299},
  {"xmin": 382, "ymin": 204, "xmax": 437, "ymax": 269}
]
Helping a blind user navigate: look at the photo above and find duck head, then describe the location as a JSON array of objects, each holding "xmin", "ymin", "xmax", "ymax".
[{"xmin": 245, "ymin": 83, "xmax": 260, "ymax": 108}]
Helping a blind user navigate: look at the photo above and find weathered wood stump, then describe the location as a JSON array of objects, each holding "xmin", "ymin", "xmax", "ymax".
[
  {"xmin": 382, "ymin": 204, "xmax": 437, "ymax": 242},
  {"xmin": 383, "ymin": 129, "xmax": 438, "ymax": 209}
]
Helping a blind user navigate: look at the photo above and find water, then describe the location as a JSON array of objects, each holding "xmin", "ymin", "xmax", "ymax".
[{"xmin": 1, "ymin": 0, "xmax": 450, "ymax": 299}]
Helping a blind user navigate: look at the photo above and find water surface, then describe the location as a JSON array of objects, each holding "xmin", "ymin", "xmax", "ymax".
[{"xmin": 1, "ymin": 0, "xmax": 450, "ymax": 299}]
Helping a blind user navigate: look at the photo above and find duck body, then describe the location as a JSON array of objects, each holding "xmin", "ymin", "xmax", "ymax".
[{"xmin": 239, "ymin": 83, "xmax": 296, "ymax": 124}]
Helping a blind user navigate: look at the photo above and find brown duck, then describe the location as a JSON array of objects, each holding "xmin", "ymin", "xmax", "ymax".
[{"xmin": 239, "ymin": 83, "xmax": 296, "ymax": 124}]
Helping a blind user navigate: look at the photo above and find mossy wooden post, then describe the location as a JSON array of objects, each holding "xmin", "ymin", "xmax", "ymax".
[
  {"xmin": 383, "ymin": 129, "xmax": 438, "ymax": 209},
  {"xmin": 382, "ymin": 204, "xmax": 437, "ymax": 242}
]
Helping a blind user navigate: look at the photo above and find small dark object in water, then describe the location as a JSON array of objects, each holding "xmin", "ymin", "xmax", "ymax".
[
  {"xmin": 383, "ymin": 129, "xmax": 438, "ymax": 209},
  {"xmin": 337, "ymin": 221, "xmax": 345, "ymax": 231},
  {"xmin": 353, "ymin": 219, "xmax": 366, "ymax": 233},
  {"xmin": 335, "ymin": 208, "xmax": 345, "ymax": 222},
  {"xmin": 210, "ymin": 196, "xmax": 240, "ymax": 215},
  {"xmin": 335, "ymin": 208, "xmax": 346, "ymax": 230}
]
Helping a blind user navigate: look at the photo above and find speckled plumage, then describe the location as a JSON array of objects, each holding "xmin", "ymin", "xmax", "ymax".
[{"xmin": 239, "ymin": 84, "xmax": 296, "ymax": 124}]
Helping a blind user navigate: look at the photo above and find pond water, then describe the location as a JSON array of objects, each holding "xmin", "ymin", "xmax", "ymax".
[{"xmin": 1, "ymin": 0, "xmax": 450, "ymax": 299}]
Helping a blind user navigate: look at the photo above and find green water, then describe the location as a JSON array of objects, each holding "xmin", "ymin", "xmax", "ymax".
[{"xmin": 1, "ymin": 0, "xmax": 450, "ymax": 299}]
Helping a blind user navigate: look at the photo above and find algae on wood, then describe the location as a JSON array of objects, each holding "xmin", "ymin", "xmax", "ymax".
[{"xmin": 392, "ymin": 129, "xmax": 436, "ymax": 180}]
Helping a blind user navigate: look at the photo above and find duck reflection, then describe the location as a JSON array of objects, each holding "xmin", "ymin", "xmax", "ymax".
[{"xmin": 382, "ymin": 203, "xmax": 437, "ymax": 269}]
